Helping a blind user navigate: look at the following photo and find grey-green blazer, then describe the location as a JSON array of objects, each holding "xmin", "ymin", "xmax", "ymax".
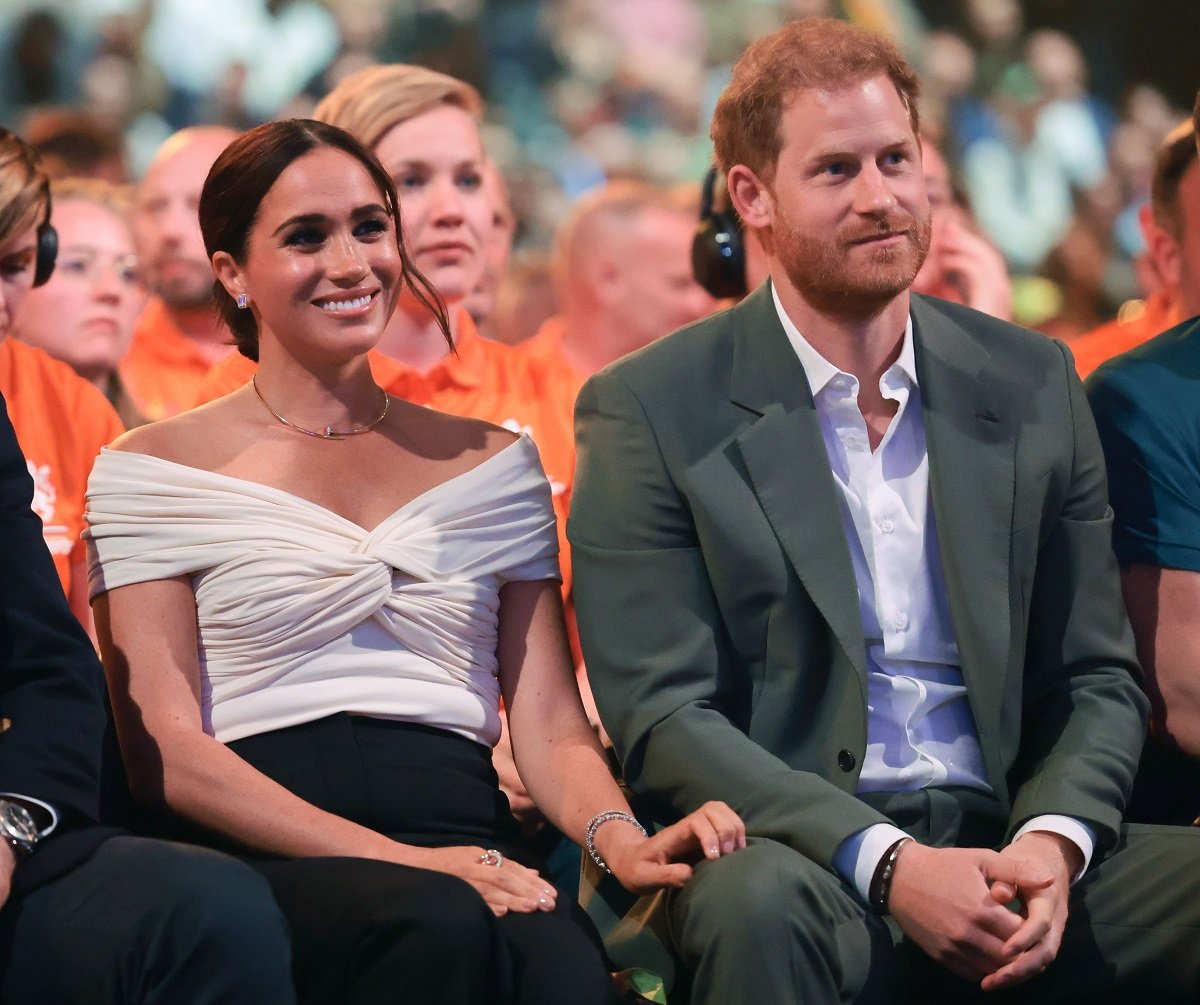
[{"xmin": 569, "ymin": 284, "xmax": 1147, "ymax": 870}]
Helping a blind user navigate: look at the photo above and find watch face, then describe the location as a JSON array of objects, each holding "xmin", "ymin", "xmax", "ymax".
[{"xmin": 0, "ymin": 803, "xmax": 38, "ymax": 843}]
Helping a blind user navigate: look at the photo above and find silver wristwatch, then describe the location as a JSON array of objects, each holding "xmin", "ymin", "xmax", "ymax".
[{"xmin": 0, "ymin": 800, "xmax": 41, "ymax": 860}]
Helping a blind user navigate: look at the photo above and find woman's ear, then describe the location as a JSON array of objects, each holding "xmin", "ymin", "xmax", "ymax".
[{"xmin": 211, "ymin": 251, "xmax": 245, "ymax": 304}]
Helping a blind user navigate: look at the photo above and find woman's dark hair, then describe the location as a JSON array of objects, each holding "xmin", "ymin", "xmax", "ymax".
[{"xmin": 198, "ymin": 118, "xmax": 450, "ymax": 361}]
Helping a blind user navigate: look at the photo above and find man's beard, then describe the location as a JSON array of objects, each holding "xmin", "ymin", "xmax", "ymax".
[
  {"xmin": 776, "ymin": 209, "xmax": 932, "ymax": 321},
  {"xmin": 152, "ymin": 259, "xmax": 216, "ymax": 310}
]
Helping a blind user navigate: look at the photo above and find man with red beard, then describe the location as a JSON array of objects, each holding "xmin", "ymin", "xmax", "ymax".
[{"xmin": 570, "ymin": 16, "xmax": 1200, "ymax": 1004}]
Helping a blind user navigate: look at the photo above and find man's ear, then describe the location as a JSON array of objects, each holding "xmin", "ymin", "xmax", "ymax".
[
  {"xmin": 581, "ymin": 239, "xmax": 625, "ymax": 307},
  {"xmin": 727, "ymin": 165, "xmax": 773, "ymax": 229},
  {"xmin": 211, "ymin": 250, "xmax": 245, "ymax": 304},
  {"xmin": 1141, "ymin": 205, "xmax": 1182, "ymax": 292}
]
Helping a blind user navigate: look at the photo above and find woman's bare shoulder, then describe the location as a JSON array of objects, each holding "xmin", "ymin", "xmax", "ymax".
[
  {"xmin": 108, "ymin": 392, "xmax": 255, "ymax": 466},
  {"xmin": 388, "ymin": 398, "xmax": 520, "ymax": 464}
]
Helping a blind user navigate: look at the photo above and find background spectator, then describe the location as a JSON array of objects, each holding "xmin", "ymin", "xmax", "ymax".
[
  {"xmin": 0, "ymin": 1, "xmax": 1194, "ymax": 365},
  {"xmin": 123, "ymin": 126, "xmax": 236, "ymax": 420},
  {"xmin": 13, "ymin": 177, "xmax": 147, "ymax": 427}
]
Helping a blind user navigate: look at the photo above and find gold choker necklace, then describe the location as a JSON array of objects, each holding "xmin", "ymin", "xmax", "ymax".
[{"xmin": 251, "ymin": 375, "xmax": 389, "ymax": 440}]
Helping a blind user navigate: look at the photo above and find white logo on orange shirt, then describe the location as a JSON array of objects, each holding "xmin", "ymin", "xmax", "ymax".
[
  {"xmin": 26, "ymin": 461, "xmax": 73, "ymax": 555},
  {"xmin": 500, "ymin": 418, "xmax": 533, "ymax": 438},
  {"xmin": 27, "ymin": 461, "xmax": 56, "ymax": 524}
]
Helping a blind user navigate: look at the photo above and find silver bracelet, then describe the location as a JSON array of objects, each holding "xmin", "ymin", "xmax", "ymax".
[{"xmin": 585, "ymin": 810, "xmax": 648, "ymax": 874}]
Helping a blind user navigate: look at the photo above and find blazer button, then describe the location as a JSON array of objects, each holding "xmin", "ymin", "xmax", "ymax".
[{"xmin": 837, "ymin": 749, "xmax": 856, "ymax": 772}]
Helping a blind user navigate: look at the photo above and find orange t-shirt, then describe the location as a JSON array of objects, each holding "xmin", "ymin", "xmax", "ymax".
[
  {"xmin": 0, "ymin": 338, "xmax": 124, "ymax": 599},
  {"xmin": 1070, "ymin": 292, "xmax": 1181, "ymax": 379},
  {"xmin": 120, "ymin": 297, "xmax": 231, "ymax": 421},
  {"xmin": 195, "ymin": 311, "xmax": 578, "ymax": 596}
]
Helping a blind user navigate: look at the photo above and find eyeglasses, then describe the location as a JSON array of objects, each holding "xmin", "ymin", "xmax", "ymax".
[{"xmin": 54, "ymin": 248, "xmax": 143, "ymax": 289}]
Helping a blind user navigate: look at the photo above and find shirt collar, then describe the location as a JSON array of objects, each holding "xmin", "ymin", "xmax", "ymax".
[
  {"xmin": 436, "ymin": 308, "xmax": 484, "ymax": 388},
  {"xmin": 769, "ymin": 281, "xmax": 918, "ymax": 397}
]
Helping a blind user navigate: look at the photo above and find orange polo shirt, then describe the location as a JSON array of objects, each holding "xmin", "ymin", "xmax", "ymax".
[
  {"xmin": 516, "ymin": 316, "xmax": 588, "ymax": 411},
  {"xmin": 1070, "ymin": 292, "xmax": 1180, "ymax": 379},
  {"xmin": 0, "ymin": 338, "xmax": 124, "ymax": 598},
  {"xmin": 120, "ymin": 297, "xmax": 231, "ymax": 421},
  {"xmin": 195, "ymin": 311, "xmax": 577, "ymax": 598}
]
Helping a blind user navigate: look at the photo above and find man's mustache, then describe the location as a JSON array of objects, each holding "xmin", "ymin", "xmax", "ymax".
[{"xmin": 844, "ymin": 215, "xmax": 921, "ymax": 245}]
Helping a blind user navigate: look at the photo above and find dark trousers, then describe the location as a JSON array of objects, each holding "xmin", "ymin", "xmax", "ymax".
[
  {"xmin": 0, "ymin": 835, "xmax": 295, "ymax": 1004},
  {"xmin": 668, "ymin": 788, "xmax": 1200, "ymax": 1004},
  {"xmin": 231, "ymin": 715, "xmax": 618, "ymax": 1005},
  {"xmin": 251, "ymin": 856, "xmax": 617, "ymax": 1005}
]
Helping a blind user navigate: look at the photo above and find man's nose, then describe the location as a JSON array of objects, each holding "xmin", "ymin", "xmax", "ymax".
[{"xmin": 854, "ymin": 165, "xmax": 897, "ymax": 216}]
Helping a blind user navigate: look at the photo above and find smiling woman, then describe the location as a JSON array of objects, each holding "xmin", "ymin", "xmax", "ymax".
[
  {"xmin": 84, "ymin": 118, "xmax": 744, "ymax": 1004},
  {"xmin": 186, "ymin": 68, "xmax": 588, "ymax": 860},
  {"xmin": 198, "ymin": 118, "xmax": 446, "ymax": 368}
]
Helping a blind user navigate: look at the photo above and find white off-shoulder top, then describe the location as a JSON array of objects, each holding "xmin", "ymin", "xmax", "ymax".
[{"xmin": 84, "ymin": 435, "xmax": 560, "ymax": 747}]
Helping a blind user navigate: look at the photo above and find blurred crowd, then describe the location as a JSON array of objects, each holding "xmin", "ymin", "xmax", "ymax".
[
  {"xmin": 0, "ymin": 0, "xmax": 1193, "ymax": 345},
  {"xmin": 2, "ymin": 6, "xmax": 1200, "ymax": 997}
]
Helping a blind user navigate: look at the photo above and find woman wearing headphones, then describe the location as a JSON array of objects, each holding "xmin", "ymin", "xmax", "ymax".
[
  {"xmin": 14, "ymin": 177, "xmax": 148, "ymax": 428},
  {"xmin": 0, "ymin": 128, "xmax": 124, "ymax": 637}
]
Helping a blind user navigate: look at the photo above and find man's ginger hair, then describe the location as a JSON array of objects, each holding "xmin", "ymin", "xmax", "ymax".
[{"xmin": 712, "ymin": 17, "xmax": 920, "ymax": 183}]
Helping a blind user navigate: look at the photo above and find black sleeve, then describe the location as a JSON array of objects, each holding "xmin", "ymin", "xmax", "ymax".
[{"xmin": 0, "ymin": 392, "xmax": 105, "ymax": 827}]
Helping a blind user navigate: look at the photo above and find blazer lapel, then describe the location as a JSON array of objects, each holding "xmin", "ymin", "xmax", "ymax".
[
  {"xmin": 912, "ymin": 297, "xmax": 1014, "ymax": 782},
  {"xmin": 728, "ymin": 286, "xmax": 867, "ymax": 679}
]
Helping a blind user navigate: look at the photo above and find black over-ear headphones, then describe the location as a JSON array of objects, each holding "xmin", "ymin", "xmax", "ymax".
[
  {"xmin": 0, "ymin": 125, "xmax": 58, "ymax": 287},
  {"xmin": 33, "ymin": 214, "xmax": 57, "ymax": 288},
  {"xmin": 691, "ymin": 164, "xmax": 746, "ymax": 300}
]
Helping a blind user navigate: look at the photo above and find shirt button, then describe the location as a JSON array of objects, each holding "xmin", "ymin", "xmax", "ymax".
[
  {"xmin": 880, "ymin": 517, "xmax": 895, "ymax": 534},
  {"xmin": 837, "ymin": 749, "xmax": 856, "ymax": 772},
  {"xmin": 893, "ymin": 612, "xmax": 909, "ymax": 631}
]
